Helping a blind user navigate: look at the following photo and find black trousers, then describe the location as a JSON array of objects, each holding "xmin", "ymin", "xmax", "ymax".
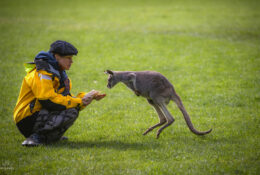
[{"xmin": 16, "ymin": 108, "xmax": 79, "ymax": 143}]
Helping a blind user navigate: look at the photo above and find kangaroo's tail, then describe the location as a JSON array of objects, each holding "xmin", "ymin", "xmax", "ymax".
[{"xmin": 171, "ymin": 92, "xmax": 212, "ymax": 135}]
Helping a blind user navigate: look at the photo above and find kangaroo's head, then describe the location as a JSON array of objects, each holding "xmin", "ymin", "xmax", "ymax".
[{"xmin": 105, "ymin": 70, "xmax": 120, "ymax": 89}]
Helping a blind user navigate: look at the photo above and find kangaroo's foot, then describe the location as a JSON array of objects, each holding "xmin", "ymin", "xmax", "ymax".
[
  {"xmin": 156, "ymin": 120, "xmax": 174, "ymax": 139},
  {"xmin": 143, "ymin": 121, "xmax": 166, "ymax": 136},
  {"xmin": 143, "ymin": 128, "xmax": 152, "ymax": 135}
]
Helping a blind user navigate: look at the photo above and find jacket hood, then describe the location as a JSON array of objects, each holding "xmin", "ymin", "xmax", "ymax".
[
  {"xmin": 34, "ymin": 51, "xmax": 68, "ymax": 82},
  {"xmin": 34, "ymin": 51, "xmax": 59, "ymax": 70}
]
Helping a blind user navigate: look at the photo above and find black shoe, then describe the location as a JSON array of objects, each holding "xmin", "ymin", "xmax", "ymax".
[
  {"xmin": 60, "ymin": 136, "xmax": 68, "ymax": 141},
  {"xmin": 22, "ymin": 133, "xmax": 43, "ymax": 147}
]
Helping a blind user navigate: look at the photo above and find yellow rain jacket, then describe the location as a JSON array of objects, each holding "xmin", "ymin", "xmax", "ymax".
[{"xmin": 14, "ymin": 57, "xmax": 87, "ymax": 124}]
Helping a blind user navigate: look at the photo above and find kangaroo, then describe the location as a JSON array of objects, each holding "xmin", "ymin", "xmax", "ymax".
[{"xmin": 105, "ymin": 70, "xmax": 212, "ymax": 138}]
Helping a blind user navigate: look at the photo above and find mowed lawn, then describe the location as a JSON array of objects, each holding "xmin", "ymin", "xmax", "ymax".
[{"xmin": 0, "ymin": 0, "xmax": 259, "ymax": 174}]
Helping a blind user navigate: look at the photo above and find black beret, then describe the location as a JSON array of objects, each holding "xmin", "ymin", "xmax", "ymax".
[{"xmin": 49, "ymin": 40, "xmax": 78, "ymax": 56}]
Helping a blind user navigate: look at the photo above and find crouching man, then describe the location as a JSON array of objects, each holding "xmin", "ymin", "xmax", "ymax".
[{"xmin": 13, "ymin": 40, "xmax": 106, "ymax": 146}]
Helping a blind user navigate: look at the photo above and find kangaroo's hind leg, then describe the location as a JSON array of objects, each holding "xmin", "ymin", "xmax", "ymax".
[
  {"xmin": 156, "ymin": 102, "xmax": 175, "ymax": 139},
  {"xmin": 143, "ymin": 99, "xmax": 167, "ymax": 136}
]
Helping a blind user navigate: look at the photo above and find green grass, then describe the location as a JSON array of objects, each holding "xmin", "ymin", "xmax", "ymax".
[{"xmin": 0, "ymin": 0, "xmax": 259, "ymax": 174}]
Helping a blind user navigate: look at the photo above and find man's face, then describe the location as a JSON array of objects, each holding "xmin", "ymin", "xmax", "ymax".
[{"xmin": 55, "ymin": 54, "xmax": 73, "ymax": 70}]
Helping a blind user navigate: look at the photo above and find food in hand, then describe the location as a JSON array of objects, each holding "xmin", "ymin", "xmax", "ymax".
[
  {"xmin": 93, "ymin": 91, "xmax": 106, "ymax": 100},
  {"xmin": 83, "ymin": 90, "xmax": 106, "ymax": 101}
]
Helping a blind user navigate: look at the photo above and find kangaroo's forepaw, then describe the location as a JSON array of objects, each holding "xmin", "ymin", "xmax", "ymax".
[{"xmin": 134, "ymin": 90, "xmax": 141, "ymax": 96}]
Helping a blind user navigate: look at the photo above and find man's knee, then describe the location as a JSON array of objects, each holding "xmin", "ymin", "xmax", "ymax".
[
  {"xmin": 62, "ymin": 108, "xmax": 79, "ymax": 121},
  {"xmin": 66, "ymin": 108, "xmax": 79, "ymax": 117}
]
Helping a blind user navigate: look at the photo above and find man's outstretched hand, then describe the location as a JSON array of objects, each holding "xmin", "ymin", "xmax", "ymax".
[{"xmin": 82, "ymin": 90, "xmax": 106, "ymax": 106}]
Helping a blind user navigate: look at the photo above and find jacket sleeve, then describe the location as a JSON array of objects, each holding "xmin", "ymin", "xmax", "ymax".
[{"xmin": 29, "ymin": 70, "xmax": 85, "ymax": 111}]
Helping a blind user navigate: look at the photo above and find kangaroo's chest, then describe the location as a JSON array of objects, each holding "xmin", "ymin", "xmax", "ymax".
[{"xmin": 124, "ymin": 80, "xmax": 149, "ymax": 98}]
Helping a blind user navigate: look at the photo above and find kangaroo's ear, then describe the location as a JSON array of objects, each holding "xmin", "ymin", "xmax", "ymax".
[{"xmin": 105, "ymin": 70, "xmax": 114, "ymax": 75}]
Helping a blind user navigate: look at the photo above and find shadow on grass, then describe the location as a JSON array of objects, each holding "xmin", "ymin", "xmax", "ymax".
[{"xmin": 46, "ymin": 140, "xmax": 159, "ymax": 150}]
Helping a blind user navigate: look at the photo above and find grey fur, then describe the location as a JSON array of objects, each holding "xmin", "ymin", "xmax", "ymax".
[{"xmin": 105, "ymin": 70, "xmax": 212, "ymax": 138}]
